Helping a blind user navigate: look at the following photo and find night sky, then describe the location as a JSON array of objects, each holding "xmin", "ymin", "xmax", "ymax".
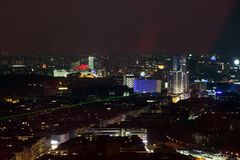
[{"xmin": 0, "ymin": 0, "xmax": 238, "ymax": 55}]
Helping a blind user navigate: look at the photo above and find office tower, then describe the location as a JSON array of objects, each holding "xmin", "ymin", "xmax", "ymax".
[
  {"xmin": 123, "ymin": 74, "xmax": 135, "ymax": 88},
  {"xmin": 168, "ymin": 56, "xmax": 189, "ymax": 99},
  {"xmin": 88, "ymin": 56, "xmax": 94, "ymax": 70}
]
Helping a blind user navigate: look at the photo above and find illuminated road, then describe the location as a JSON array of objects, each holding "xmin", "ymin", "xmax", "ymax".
[
  {"xmin": 165, "ymin": 134, "xmax": 240, "ymax": 160},
  {"xmin": 176, "ymin": 149, "xmax": 240, "ymax": 160}
]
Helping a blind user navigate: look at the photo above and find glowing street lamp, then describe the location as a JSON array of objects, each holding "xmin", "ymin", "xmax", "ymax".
[{"xmin": 234, "ymin": 59, "xmax": 240, "ymax": 65}]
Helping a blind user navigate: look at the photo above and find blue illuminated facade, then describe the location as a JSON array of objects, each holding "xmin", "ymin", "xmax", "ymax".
[{"xmin": 134, "ymin": 79, "xmax": 161, "ymax": 93}]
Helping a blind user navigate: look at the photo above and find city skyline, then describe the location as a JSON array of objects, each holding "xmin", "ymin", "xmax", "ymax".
[
  {"xmin": 0, "ymin": 53, "xmax": 240, "ymax": 160},
  {"xmin": 0, "ymin": 1, "xmax": 240, "ymax": 159}
]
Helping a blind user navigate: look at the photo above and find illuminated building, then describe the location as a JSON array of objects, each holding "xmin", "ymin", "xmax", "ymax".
[
  {"xmin": 168, "ymin": 56, "xmax": 189, "ymax": 99},
  {"xmin": 169, "ymin": 71, "xmax": 184, "ymax": 94},
  {"xmin": 87, "ymin": 128, "xmax": 147, "ymax": 145},
  {"xmin": 9, "ymin": 137, "xmax": 47, "ymax": 160},
  {"xmin": 51, "ymin": 133, "xmax": 70, "ymax": 150},
  {"xmin": 88, "ymin": 56, "xmax": 94, "ymax": 70},
  {"xmin": 53, "ymin": 69, "xmax": 69, "ymax": 78},
  {"xmin": 96, "ymin": 69, "xmax": 107, "ymax": 77},
  {"xmin": 134, "ymin": 79, "xmax": 161, "ymax": 93},
  {"xmin": 11, "ymin": 64, "xmax": 27, "ymax": 74},
  {"xmin": 123, "ymin": 74, "xmax": 135, "ymax": 88}
]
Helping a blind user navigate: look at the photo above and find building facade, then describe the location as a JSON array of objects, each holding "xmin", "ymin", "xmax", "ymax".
[
  {"xmin": 123, "ymin": 74, "xmax": 135, "ymax": 89},
  {"xmin": 168, "ymin": 56, "xmax": 189, "ymax": 99},
  {"xmin": 134, "ymin": 79, "xmax": 161, "ymax": 93},
  {"xmin": 88, "ymin": 56, "xmax": 94, "ymax": 70}
]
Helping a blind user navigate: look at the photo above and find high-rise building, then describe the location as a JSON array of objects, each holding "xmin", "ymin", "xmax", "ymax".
[
  {"xmin": 168, "ymin": 56, "xmax": 189, "ymax": 99},
  {"xmin": 123, "ymin": 74, "xmax": 135, "ymax": 88},
  {"xmin": 88, "ymin": 56, "xmax": 94, "ymax": 70}
]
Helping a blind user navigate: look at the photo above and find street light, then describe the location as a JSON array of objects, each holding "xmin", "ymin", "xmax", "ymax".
[{"xmin": 234, "ymin": 59, "xmax": 240, "ymax": 65}]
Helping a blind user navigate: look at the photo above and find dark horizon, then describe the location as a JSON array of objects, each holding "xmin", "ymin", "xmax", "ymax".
[{"xmin": 0, "ymin": 0, "xmax": 239, "ymax": 56}]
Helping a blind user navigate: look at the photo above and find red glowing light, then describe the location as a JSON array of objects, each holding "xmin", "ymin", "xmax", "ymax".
[{"xmin": 74, "ymin": 64, "xmax": 89, "ymax": 70}]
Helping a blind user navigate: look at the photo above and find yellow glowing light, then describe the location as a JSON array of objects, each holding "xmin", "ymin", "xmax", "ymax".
[
  {"xmin": 4, "ymin": 98, "xmax": 20, "ymax": 104},
  {"xmin": 158, "ymin": 65, "xmax": 165, "ymax": 69},
  {"xmin": 172, "ymin": 96, "xmax": 180, "ymax": 103},
  {"xmin": 79, "ymin": 72, "xmax": 95, "ymax": 78},
  {"xmin": 85, "ymin": 73, "xmax": 95, "ymax": 78},
  {"xmin": 79, "ymin": 73, "xmax": 84, "ymax": 78},
  {"xmin": 58, "ymin": 87, "xmax": 68, "ymax": 90}
]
